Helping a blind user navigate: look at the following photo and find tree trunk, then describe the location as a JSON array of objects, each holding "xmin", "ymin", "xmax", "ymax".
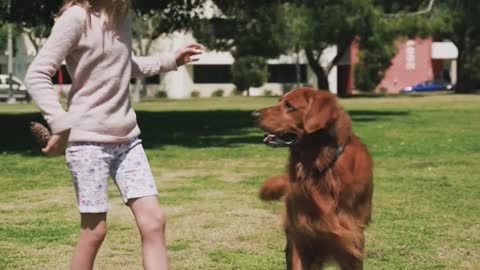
[
  {"xmin": 26, "ymin": 31, "xmax": 39, "ymax": 54},
  {"xmin": 305, "ymin": 49, "xmax": 329, "ymax": 90},
  {"xmin": 325, "ymin": 40, "xmax": 353, "ymax": 96},
  {"xmin": 456, "ymin": 47, "xmax": 468, "ymax": 93},
  {"xmin": 454, "ymin": 32, "xmax": 470, "ymax": 93}
]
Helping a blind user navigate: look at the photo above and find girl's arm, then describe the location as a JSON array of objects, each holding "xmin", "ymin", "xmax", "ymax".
[
  {"xmin": 25, "ymin": 6, "xmax": 85, "ymax": 134},
  {"xmin": 131, "ymin": 44, "xmax": 203, "ymax": 78},
  {"xmin": 131, "ymin": 54, "xmax": 178, "ymax": 78}
]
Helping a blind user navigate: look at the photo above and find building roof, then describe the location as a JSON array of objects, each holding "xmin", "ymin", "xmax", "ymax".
[{"xmin": 432, "ymin": 41, "xmax": 458, "ymax": 60}]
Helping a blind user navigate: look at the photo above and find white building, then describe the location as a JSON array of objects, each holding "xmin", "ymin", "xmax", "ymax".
[
  {"xmin": 1, "ymin": 30, "xmax": 339, "ymax": 99},
  {"xmin": 152, "ymin": 32, "xmax": 339, "ymax": 98}
]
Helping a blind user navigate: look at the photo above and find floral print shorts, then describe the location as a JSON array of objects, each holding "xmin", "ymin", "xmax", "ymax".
[{"xmin": 65, "ymin": 138, "xmax": 158, "ymax": 213}]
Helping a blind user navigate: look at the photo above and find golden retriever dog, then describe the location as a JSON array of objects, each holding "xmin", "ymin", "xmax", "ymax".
[{"xmin": 252, "ymin": 88, "xmax": 373, "ymax": 270}]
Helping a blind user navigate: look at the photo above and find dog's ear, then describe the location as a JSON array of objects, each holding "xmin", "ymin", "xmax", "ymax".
[{"xmin": 303, "ymin": 92, "xmax": 337, "ymax": 134}]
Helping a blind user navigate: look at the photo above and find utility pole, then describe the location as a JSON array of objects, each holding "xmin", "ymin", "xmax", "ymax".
[{"xmin": 7, "ymin": 0, "xmax": 16, "ymax": 104}]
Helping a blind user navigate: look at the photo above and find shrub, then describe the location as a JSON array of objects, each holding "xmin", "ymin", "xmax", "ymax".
[
  {"xmin": 263, "ymin": 89, "xmax": 273, "ymax": 96},
  {"xmin": 211, "ymin": 89, "xmax": 225, "ymax": 97},
  {"xmin": 282, "ymin": 83, "xmax": 295, "ymax": 94},
  {"xmin": 191, "ymin": 90, "xmax": 201, "ymax": 98},
  {"xmin": 231, "ymin": 88, "xmax": 242, "ymax": 96},
  {"xmin": 155, "ymin": 90, "xmax": 168, "ymax": 98},
  {"xmin": 354, "ymin": 27, "xmax": 397, "ymax": 92},
  {"xmin": 231, "ymin": 56, "xmax": 268, "ymax": 96},
  {"xmin": 461, "ymin": 47, "xmax": 480, "ymax": 92}
]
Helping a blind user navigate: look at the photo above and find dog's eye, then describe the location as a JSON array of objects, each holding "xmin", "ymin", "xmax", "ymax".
[{"xmin": 284, "ymin": 102, "xmax": 295, "ymax": 112}]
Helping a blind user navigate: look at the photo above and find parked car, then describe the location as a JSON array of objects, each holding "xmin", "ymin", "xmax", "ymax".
[
  {"xmin": 0, "ymin": 74, "xmax": 30, "ymax": 102},
  {"xmin": 402, "ymin": 80, "xmax": 454, "ymax": 93}
]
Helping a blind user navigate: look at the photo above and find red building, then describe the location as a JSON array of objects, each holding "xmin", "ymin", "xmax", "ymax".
[{"xmin": 338, "ymin": 38, "xmax": 458, "ymax": 94}]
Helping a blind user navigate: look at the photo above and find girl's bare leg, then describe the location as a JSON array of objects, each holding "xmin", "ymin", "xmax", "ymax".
[
  {"xmin": 71, "ymin": 213, "xmax": 107, "ymax": 270},
  {"xmin": 129, "ymin": 196, "xmax": 169, "ymax": 270}
]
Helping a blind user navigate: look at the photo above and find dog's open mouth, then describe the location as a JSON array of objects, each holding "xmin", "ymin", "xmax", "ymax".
[{"xmin": 262, "ymin": 132, "xmax": 298, "ymax": 147}]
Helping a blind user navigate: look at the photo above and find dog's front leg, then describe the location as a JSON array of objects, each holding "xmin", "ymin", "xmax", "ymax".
[
  {"xmin": 287, "ymin": 240, "xmax": 304, "ymax": 270},
  {"xmin": 285, "ymin": 238, "xmax": 292, "ymax": 270},
  {"xmin": 285, "ymin": 237, "xmax": 302, "ymax": 270}
]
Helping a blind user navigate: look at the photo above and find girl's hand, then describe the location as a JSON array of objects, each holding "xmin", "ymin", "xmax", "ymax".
[
  {"xmin": 42, "ymin": 130, "xmax": 70, "ymax": 157},
  {"xmin": 175, "ymin": 44, "xmax": 203, "ymax": 67}
]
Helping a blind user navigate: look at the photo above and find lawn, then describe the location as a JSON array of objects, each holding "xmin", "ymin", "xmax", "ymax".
[{"xmin": 0, "ymin": 94, "xmax": 479, "ymax": 270}]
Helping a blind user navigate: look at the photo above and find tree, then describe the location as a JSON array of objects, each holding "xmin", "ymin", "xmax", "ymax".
[
  {"xmin": 354, "ymin": 1, "xmax": 433, "ymax": 92},
  {"xmin": 133, "ymin": 0, "xmax": 207, "ymax": 32},
  {"xmin": 193, "ymin": 0, "xmax": 291, "ymax": 94},
  {"xmin": 130, "ymin": 1, "xmax": 209, "ymax": 99},
  {"xmin": 193, "ymin": 0, "xmax": 289, "ymax": 94},
  {"xmin": 0, "ymin": 0, "xmax": 207, "ymax": 100},
  {"xmin": 193, "ymin": 3, "xmax": 289, "ymax": 57},
  {"xmin": 208, "ymin": 0, "xmax": 290, "ymax": 58},
  {"xmin": 199, "ymin": 0, "xmax": 407, "ymax": 92},
  {"xmin": 1, "ymin": 0, "xmax": 207, "ymax": 27},
  {"xmin": 352, "ymin": 0, "xmax": 449, "ymax": 93},
  {"xmin": 354, "ymin": 19, "xmax": 398, "ymax": 92},
  {"xmin": 0, "ymin": 0, "xmax": 56, "ymax": 54},
  {"xmin": 130, "ymin": 13, "xmax": 165, "ymax": 100},
  {"xmin": 231, "ymin": 56, "xmax": 268, "ymax": 95},
  {"xmin": 130, "ymin": 12, "xmax": 176, "ymax": 100},
  {"xmin": 3, "ymin": 0, "xmax": 62, "ymax": 26},
  {"xmin": 430, "ymin": 0, "xmax": 480, "ymax": 92},
  {"xmin": 203, "ymin": 0, "xmax": 458, "ymax": 94},
  {"xmin": 372, "ymin": 0, "xmax": 480, "ymax": 92},
  {"xmin": 0, "ymin": 25, "xmax": 7, "ymax": 53},
  {"xmin": 23, "ymin": 26, "xmax": 50, "ymax": 54},
  {"xmin": 0, "ymin": 0, "xmax": 207, "ymax": 52},
  {"xmin": 283, "ymin": 0, "xmax": 382, "ymax": 91}
]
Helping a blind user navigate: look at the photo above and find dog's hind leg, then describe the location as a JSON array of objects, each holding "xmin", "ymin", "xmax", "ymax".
[
  {"xmin": 334, "ymin": 249, "xmax": 364, "ymax": 270},
  {"xmin": 287, "ymin": 239, "xmax": 319, "ymax": 270},
  {"xmin": 290, "ymin": 242, "xmax": 304, "ymax": 270},
  {"xmin": 285, "ymin": 237, "xmax": 305, "ymax": 270},
  {"xmin": 286, "ymin": 239, "xmax": 292, "ymax": 270},
  {"xmin": 332, "ymin": 232, "xmax": 364, "ymax": 270}
]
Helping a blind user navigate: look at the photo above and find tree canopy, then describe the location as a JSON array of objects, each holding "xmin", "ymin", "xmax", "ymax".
[
  {"xmin": 0, "ymin": 0, "xmax": 205, "ymax": 30},
  {"xmin": 193, "ymin": 0, "xmax": 290, "ymax": 59},
  {"xmin": 430, "ymin": 0, "xmax": 480, "ymax": 92},
  {"xmin": 1, "ymin": 0, "xmax": 479, "ymax": 93},
  {"xmin": 285, "ymin": 0, "xmax": 383, "ymax": 91}
]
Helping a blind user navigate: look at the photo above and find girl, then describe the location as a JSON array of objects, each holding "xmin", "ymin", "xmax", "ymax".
[{"xmin": 25, "ymin": 0, "xmax": 202, "ymax": 269}]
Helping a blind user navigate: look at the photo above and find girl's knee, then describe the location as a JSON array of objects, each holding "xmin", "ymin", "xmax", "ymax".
[
  {"xmin": 79, "ymin": 213, "xmax": 107, "ymax": 246},
  {"xmin": 139, "ymin": 210, "xmax": 167, "ymax": 237},
  {"xmin": 80, "ymin": 224, "xmax": 108, "ymax": 246}
]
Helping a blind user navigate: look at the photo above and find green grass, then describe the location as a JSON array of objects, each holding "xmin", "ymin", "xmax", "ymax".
[{"xmin": 0, "ymin": 94, "xmax": 479, "ymax": 269}]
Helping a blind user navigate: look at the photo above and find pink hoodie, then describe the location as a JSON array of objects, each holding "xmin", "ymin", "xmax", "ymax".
[{"xmin": 25, "ymin": 5, "xmax": 177, "ymax": 143}]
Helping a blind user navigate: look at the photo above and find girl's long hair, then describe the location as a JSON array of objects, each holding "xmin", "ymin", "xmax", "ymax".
[{"xmin": 57, "ymin": 0, "xmax": 130, "ymax": 30}]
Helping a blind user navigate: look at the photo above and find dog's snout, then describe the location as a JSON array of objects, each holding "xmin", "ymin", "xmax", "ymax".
[{"xmin": 251, "ymin": 111, "xmax": 261, "ymax": 119}]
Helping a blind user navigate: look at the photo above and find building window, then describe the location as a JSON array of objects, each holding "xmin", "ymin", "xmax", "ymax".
[
  {"xmin": 268, "ymin": 64, "xmax": 307, "ymax": 83},
  {"xmin": 192, "ymin": 64, "xmax": 308, "ymax": 84},
  {"xmin": 130, "ymin": 75, "xmax": 161, "ymax": 84},
  {"xmin": 193, "ymin": 65, "xmax": 232, "ymax": 83},
  {"xmin": 144, "ymin": 75, "xmax": 160, "ymax": 84}
]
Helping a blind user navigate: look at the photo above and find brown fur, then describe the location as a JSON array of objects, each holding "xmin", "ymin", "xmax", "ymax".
[{"xmin": 256, "ymin": 88, "xmax": 373, "ymax": 270}]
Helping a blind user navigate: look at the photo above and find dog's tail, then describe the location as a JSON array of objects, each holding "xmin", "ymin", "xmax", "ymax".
[{"xmin": 259, "ymin": 174, "xmax": 289, "ymax": 201}]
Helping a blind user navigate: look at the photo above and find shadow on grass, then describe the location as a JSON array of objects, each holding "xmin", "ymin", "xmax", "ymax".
[
  {"xmin": 348, "ymin": 110, "xmax": 410, "ymax": 122},
  {"xmin": 0, "ymin": 109, "xmax": 409, "ymax": 154},
  {"xmin": 341, "ymin": 93, "xmax": 429, "ymax": 99}
]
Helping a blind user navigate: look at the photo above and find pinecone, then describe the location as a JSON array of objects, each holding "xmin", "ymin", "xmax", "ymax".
[{"xmin": 30, "ymin": 122, "xmax": 51, "ymax": 148}]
